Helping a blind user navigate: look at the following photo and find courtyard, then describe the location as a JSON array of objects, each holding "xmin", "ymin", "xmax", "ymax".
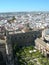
[{"xmin": 13, "ymin": 45, "xmax": 49, "ymax": 65}]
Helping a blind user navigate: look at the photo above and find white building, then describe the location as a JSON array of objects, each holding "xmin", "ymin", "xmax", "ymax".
[{"xmin": 42, "ymin": 28, "xmax": 49, "ymax": 41}]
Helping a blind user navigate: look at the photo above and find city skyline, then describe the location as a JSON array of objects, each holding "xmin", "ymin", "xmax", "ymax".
[{"xmin": 0, "ymin": 0, "xmax": 49, "ymax": 12}]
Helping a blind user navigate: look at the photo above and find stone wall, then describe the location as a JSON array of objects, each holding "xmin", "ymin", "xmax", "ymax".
[
  {"xmin": 0, "ymin": 44, "xmax": 6, "ymax": 64},
  {"xmin": 7, "ymin": 30, "xmax": 42, "ymax": 47},
  {"xmin": 6, "ymin": 36, "xmax": 14, "ymax": 65}
]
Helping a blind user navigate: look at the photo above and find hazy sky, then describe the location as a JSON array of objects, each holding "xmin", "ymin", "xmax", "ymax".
[{"xmin": 0, "ymin": 0, "xmax": 49, "ymax": 12}]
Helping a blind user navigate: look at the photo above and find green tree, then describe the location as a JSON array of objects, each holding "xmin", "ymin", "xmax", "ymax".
[{"xmin": 12, "ymin": 16, "xmax": 16, "ymax": 20}]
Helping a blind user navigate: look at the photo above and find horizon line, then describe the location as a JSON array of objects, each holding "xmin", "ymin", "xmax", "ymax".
[{"xmin": 0, "ymin": 11, "xmax": 49, "ymax": 13}]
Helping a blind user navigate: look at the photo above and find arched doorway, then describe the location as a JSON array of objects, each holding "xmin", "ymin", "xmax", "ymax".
[{"xmin": 0, "ymin": 51, "xmax": 6, "ymax": 65}]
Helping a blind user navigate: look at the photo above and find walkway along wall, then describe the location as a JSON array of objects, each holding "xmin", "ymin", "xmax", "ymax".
[{"xmin": 5, "ymin": 36, "xmax": 14, "ymax": 65}]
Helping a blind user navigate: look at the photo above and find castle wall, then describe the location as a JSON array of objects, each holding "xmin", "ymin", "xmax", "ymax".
[
  {"xmin": 6, "ymin": 36, "xmax": 14, "ymax": 65},
  {"xmin": 7, "ymin": 30, "xmax": 41, "ymax": 47},
  {"xmin": 0, "ymin": 44, "xmax": 6, "ymax": 64}
]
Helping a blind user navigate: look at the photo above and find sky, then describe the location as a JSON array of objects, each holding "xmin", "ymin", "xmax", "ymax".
[{"xmin": 0, "ymin": 0, "xmax": 49, "ymax": 12}]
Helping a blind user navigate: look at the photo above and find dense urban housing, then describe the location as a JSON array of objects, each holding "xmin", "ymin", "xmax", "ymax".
[{"xmin": 0, "ymin": 12, "xmax": 49, "ymax": 65}]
